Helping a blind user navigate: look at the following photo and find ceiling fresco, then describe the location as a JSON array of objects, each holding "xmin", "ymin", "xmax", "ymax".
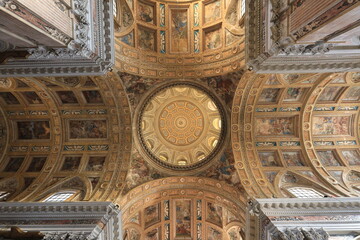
[
  {"xmin": 114, "ymin": 0, "xmax": 245, "ymax": 78},
  {"xmin": 232, "ymin": 72, "xmax": 360, "ymax": 198},
  {"xmin": 1, "ymin": 1, "xmax": 360, "ymax": 239}
]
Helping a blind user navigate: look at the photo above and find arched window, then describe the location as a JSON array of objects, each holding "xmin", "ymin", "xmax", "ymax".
[
  {"xmin": 43, "ymin": 191, "xmax": 76, "ymax": 202},
  {"xmin": 288, "ymin": 187, "xmax": 325, "ymax": 198},
  {"xmin": 0, "ymin": 191, "xmax": 10, "ymax": 201}
]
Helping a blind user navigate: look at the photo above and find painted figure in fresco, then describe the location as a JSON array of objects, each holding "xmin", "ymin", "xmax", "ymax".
[
  {"xmin": 176, "ymin": 200, "xmax": 191, "ymax": 236},
  {"xmin": 145, "ymin": 228, "xmax": 158, "ymax": 240},
  {"xmin": 313, "ymin": 116, "xmax": 349, "ymax": 135},
  {"xmin": 121, "ymin": 33, "xmax": 134, "ymax": 46},
  {"xmin": 259, "ymin": 152, "xmax": 278, "ymax": 166},
  {"xmin": 342, "ymin": 150, "xmax": 360, "ymax": 166},
  {"xmin": 317, "ymin": 151, "xmax": 340, "ymax": 166},
  {"xmin": 283, "ymin": 152, "xmax": 304, "ymax": 166},
  {"xmin": 144, "ymin": 205, "xmax": 159, "ymax": 227},
  {"xmin": 69, "ymin": 120, "xmax": 107, "ymax": 139},
  {"xmin": 17, "ymin": 121, "xmax": 50, "ymax": 139},
  {"xmin": 256, "ymin": 118, "xmax": 293, "ymax": 136},
  {"xmin": 57, "ymin": 91, "xmax": 78, "ymax": 104},
  {"xmin": 82, "ymin": 90, "xmax": 103, "ymax": 104},
  {"xmin": 27, "ymin": 157, "xmax": 47, "ymax": 172},
  {"xmin": 22, "ymin": 92, "xmax": 42, "ymax": 104},
  {"xmin": 138, "ymin": 29, "xmax": 155, "ymax": 51},
  {"xmin": 206, "ymin": 30, "xmax": 221, "ymax": 50},
  {"xmin": 207, "ymin": 202, "xmax": 222, "ymax": 226},
  {"xmin": 138, "ymin": 4, "xmax": 153, "ymax": 23}
]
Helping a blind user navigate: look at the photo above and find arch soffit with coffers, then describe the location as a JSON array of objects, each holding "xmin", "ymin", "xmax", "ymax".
[
  {"xmin": 231, "ymin": 72, "xmax": 360, "ymax": 198},
  {"xmin": 0, "ymin": 73, "xmax": 133, "ymax": 202}
]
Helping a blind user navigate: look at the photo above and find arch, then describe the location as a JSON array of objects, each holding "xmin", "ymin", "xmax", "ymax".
[{"xmin": 120, "ymin": 177, "xmax": 246, "ymax": 240}]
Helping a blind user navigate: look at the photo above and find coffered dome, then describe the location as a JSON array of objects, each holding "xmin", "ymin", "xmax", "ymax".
[{"xmin": 135, "ymin": 82, "xmax": 227, "ymax": 173}]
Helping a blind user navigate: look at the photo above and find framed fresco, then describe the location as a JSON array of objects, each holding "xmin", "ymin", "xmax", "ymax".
[
  {"xmin": 258, "ymin": 88, "xmax": 282, "ymax": 103},
  {"xmin": 16, "ymin": 121, "xmax": 51, "ymax": 140},
  {"xmin": 137, "ymin": 1, "xmax": 155, "ymax": 25},
  {"xmin": 204, "ymin": 0, "xmax": 221, "ymax": 24},
  {"xmin": 21, "ymin": 91, "xmax": 43, "ymax": 104},
  {"xmin": 317, "ymin": 86, "xmax": 345, "ymax": 102},
  {"xmin": 282, "ymin": 151, "xmax": 305, "ymax": 166},
  {"xmin": 67, "ymin": 119, "xmax": 108, "ymax": 139},
  {"xmin": 312, "ymin": 115, "xmax": 353, "ymax": 136},
  {"xmin": 341, "ymin": 150, "xmax": 360, "ymax": 166},
  {"xmin": 258, "ymin": 151, "xmax": 280, "ymax": 167},
  {"xmin": 86, "ymin": 156, "xmax": 106, "ymax": 171},
  {"xmin": 60, "ymin": 156, "xmax": 82, "ymax": 171},
  {"xmin": 204, "ymin": 25, "xmax": 222, "ymax": 51},
  {"xmin": 26, "ymin": 156, "xmax": 47, "ymax": 172},
  {"xmin": 255, "ymin": 117, "xmax": 296, "ymax": 136},
  {"xmin": 206, "ymin": 202, "xmax": 222, "ymax": 227},
  {"xmin": 138, "ymin": 25, "xmax": 157, "ymax": 52},
  {"xmin": 342, "ymin": 86, "xmax": 360, "ymax": 102},
  {"xmin": 316, "ymin": 150, "xmax": 341, "ymax": 167},
  {"xmin": 145, "ymin": 227, "xmax": 160, "ymax": 240},
  {"xmin": 144, "ymin": 203, "xmax": 160, "ymax": 228},
  {"xmin": 207, "ymin": 226, "xmax": 222, "ymax": 240},
  {"xmin": 283, "ymin": 88, "xmax": 308, "ymax": 102},
  {"xmin": 170, "ymin": 8, "xmax": 189, "ymax": 53},
  {"xmin": 82, "ymin": 90, "xmax": 104, "ymax": 104},
  {"xmin": 3, "ymin": 157, "xmax": 25, "ymax": 172},
  {"xmin": 56, "ymin": 91, "xmax": 78, "ymax": 104},
  {"xmin": 0, "ymin": 92, "xmax": 20, "ymax": 105},
  {"xmin": 175, "ymin": 199, "xmax": 192, "ymax": 238}
]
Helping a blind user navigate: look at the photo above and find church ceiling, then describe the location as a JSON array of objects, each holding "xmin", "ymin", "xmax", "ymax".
[
  {"xmin": 114, "ymin": 0, "xmax": 245, "ymax": 78},
  {"xmin": 1, "ymin": 71, "xmax": 360, "ymax": 204},
  {"xmin": 232, "ymin": 72, "xmax": 360, "ymax": 198},
  {"xmin": 0, "ymin": 74, "xmax": 132, "ymax": 202}
]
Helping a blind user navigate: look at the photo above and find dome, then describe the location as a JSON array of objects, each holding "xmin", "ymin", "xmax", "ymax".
[{"xmin": 136, "ymin": 82, "xmax": 227, "ymax": 173}]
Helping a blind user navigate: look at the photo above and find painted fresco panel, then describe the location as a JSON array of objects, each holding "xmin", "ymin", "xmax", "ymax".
[
  {"xmin": 266, "ymin": 75, "xmax": 280, "ymax": 85},
  {"xmin": 137, "ymin": 1, "xmax": 154, "ymax": 24},
  {"xmin": 145, "ymin": 228, "xmax": 160, "ymax": 240},
  {"xmin": 206, "ymin": 202, "xmax": 222, "ymax": 227},
  {"xmin": 69, "ymin": 120, "xmax": 107, "ymax": 139},
  {"xmin": 341, "ymin": 150, "xmax": 360, "ymax": 166},
  {"xmin": 225, "ymin": 29, "xmax": 241, "ymax": 46},
  {"xmin": 317, "ymin": 151, "xmax": 341, "ymax": 166},
  {"xmin": 259, "ymin": 151, "xmax": 279, "ymax": 167},
  {"xmin": 170, "ymin": 9, "xmax": 189, "ymax": 53},
  {"xmin": 204, "ymin": 0, "xmax": 221, "ymax": 23},
  {"xmin": 27, "ymin": 156, "xmax": 47, "ymax": 172},
  {"xmin": 312, "ymin": 116, "xmax": 351, "ymax": 136},
  {"xmin": 255, "ymin": 117, "xmax": 295, "ymax": 136},
  {"xmin": 282, "ymin": 151, "xmax": 305, "ymax": 166},
  {"xmin": 258, "ymin": 88, "xmax": 281, "ymax": 103},
  {"xmin": 120, "ymin": 31, "xmax": 134, "ymax": 47},
  {"xmin": 228, "ymin": 226, "xmax": 242, "ymax": 240},
  {"xmin": 204, "ymin": 27, "xmax": 222, "ymax": 50},
  {"xmin": 175, "ymin": 199, "xmax": 191, "ymax": 237},
  {"xmin": 0, "ymin": 92, "xmax": 20, "ymax": 104},
  {"xmin": 127, "ymin": 228, "xmax": 140, "ymax": 240},
  {"xmin": 61, "ymin": 156, "xmax": 81, "ymax": 171},
  {"xmin": 207, "ymin": 226, "xmax": 222, "ymax": 240},
  {"xmin": 21, "ymin": 91, "xmax": 43, "ymax": 104},
  {"xmin": 17, "ymin": 121, "xmax": 50, "ymax": 139},
  {"xmin": 264, "ymin": 171, "xmax": 277, "ymax": 183},
  {"xmin": 144, "ymin": 204, "xmax": 160, "ymax": 228},
  {"xmin": 343, "ymin": 86, "xmax": 360, "ymax": 101},
  {"xmin": 138, "ymin": 27, "xmax": 156, "ymax": 52},
  {"xmin": 4, "ymin": 157, "xmax": 24, "ymax": 172},
  {"xmin": 283, "ymin": 88, "xmax": 307, "ymax": 102},
  {"xmin": 82, "ymin": 90, "xmax": 103, "ymax": 104},
  {"xmin": 86, "ymin": 156, "xmax": 106, "ymax": 171},
  {"xmin": 318, "ymin": 86, "xmax": 344, "ymax": 101},
  {"xmin": 56, "ymin": 91, "xmax": 78, "ymax": 104}
]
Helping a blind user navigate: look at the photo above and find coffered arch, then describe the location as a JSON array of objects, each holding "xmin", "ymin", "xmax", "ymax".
[
  {"xmin": 0, "ymin": 73, "xmax": 133, "ymax": 202},
  {"xmin": 232, "ymin": 71, "xmax": 360, "ymax": 198}
]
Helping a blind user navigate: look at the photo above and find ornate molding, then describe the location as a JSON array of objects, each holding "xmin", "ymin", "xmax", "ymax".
[
  {"xmin": 245, "ymin": 0, "xmax": 360, "ymax": 73},
  {"xmin": 0, "ymin": 0, "xmax": 115, "ymax": 77}
]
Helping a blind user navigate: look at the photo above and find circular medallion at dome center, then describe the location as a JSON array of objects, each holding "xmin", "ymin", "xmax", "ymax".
[
  {"xmin": 137, "ymin": 83, "xmax": 226, "ymax": 171},
  {"xmin": 159, "ymin": 101, "xmax": 204, "ymax": 146}
]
